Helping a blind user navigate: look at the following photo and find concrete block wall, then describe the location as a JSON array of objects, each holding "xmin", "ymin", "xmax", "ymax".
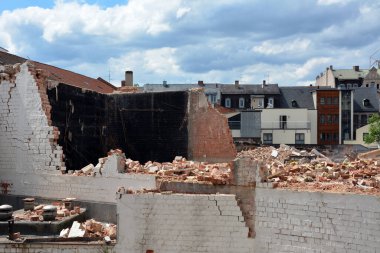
[
  {"xmin": 254, "ymin": 187, "xmax": 380, "ymax": 253},
  {"xmin": 116, "ymin": 193, "xmax": 254, "ymax": 253},
  {"xmin": 0, "ymin": 154, "xmax": 156, "ymax": 203},
  {"xmin": 0, "ymin": 62, "xmax": 63, "ymax": 175},
  {"xmin": 232, "ymin": 157, "xmax": 257, "ymax": 186}
]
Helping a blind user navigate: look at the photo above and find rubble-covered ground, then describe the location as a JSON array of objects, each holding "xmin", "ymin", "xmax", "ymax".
[
  {"xmin": 239, "ymin": 145, "xmax": 380, "ymax": 195},
  {"xmin": 72, "ymin": 149, "xmax": 232, "ymax": 185},
  {"xmin": 74, "ymin": 146, "xmax": 380, "ymax": 195}
]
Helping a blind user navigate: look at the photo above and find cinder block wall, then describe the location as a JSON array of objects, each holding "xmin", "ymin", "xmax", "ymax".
[
  {"xmin": 254, "ymin": 187, "xmax": 380, "ymax": 253},
  {"xmin": 116, "ymin": 193, "xmax": 254, "ymax": 253},
  {"xmin": 0, "ymin": 63, "xmax": 64, "ymax": 175}
]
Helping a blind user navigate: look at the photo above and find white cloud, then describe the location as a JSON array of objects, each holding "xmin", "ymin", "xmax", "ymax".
[
  {"xmin": 317, "ymin": 0, "xmax": 352, "ymax": 5},
  {"xmin": 295, "ymin": 57, "xmax": 331, "ymax": 78},
  {"xmin": 252, "ymin": 38, "xmax": 311, "ymax": 55},
  {"xmin": 176, "ymin": 7, "xmax": 191, "ymax": 19}
]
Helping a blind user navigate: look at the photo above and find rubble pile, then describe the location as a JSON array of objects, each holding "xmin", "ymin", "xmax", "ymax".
[
  {"xmin": 240, "ymin": 145, "xmax": 380, "ymax": 194},
  {"xmin": 126, "ymin": 156, "xmax": 232, "ymax": 185},
  {"xmin": 59, "ymin": 219, "xmax": 116, "ymax": 241},
  {"xmin": 13, "ymin": 202, "xmax": 82, "ymax": 222},
  {"xmin": 73, "ymin": 148, "xmax": 232, "ymax": 185}
]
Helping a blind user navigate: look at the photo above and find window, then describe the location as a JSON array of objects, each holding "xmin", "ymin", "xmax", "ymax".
[
  {"xmin": 295, "ymin": 133, "xmax": 305, "ymax": 144},
  {"xmin": 291, "ymin": 100, "xmax": 297, "ymax": 107},
  {"xmin": 267, "ymin": 97, "xmax": 274, "ymax": 108},
  {"xmin": 353, "ymin": 83, "xmax": 358, "ymax": 88},
  {"xmin": 225, "ymin": 98, "xmax": 231, "ymax": 108},
  {"xmin": 208, "ymin": 94, "xmax": 217, "ymax": 104},
  {"xmin": 327, "ymin": 115, "xmax": 332, "ymax": 124},
  {"xmin": 326, "ymin": 97, "xmax": 332, "ymax": 105},
  {"xmin": 258, "ymin": 98, "xmax": 264, "ymax": 108},
  {"xmin": 363, "ymin": 99, "xmax": 370, "ymax": 107},
  {"xmin": 363, "ymin": 133, "xmax": 369, "ymax": 141},
  {"xmin": 332, "ymin": 114, "xmax": 339, "ymax": 124},
  {"xmin": 333, "ymin": 97, "xmax": 339, "ymax": 105},
  {"xmin": 263, "ymin": 133, "xmax": 273, "ymax": 144},
  {"xmin": 320, "ymin": 97, "xmax": 325, "ymax": 105},
  {"xmin": 347, "ymin": 83, "xmax": 352, "ymax": 88},
  {"xmin": 279, "ymin": 115, "xmax": 287, "ymax": 129},
  {"xmin": 361, "ymin": 114, "xmax": 368, "ymax": 125},
  {"xmin": 371, "ymin": 82, "xmax": 375, "ymax": 87},
  {"xmin": 239, "ymin": 97, "xmax": 245, "ymax": 108},
  {"xmin": 320, "ymin": 115, "xmax": 325, "ymax": 124}
]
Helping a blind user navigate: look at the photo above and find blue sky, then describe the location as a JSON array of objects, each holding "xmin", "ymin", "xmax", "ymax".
[{"xmin": 1, "ymin": 0, "xmax": 380, "ymax": 86}]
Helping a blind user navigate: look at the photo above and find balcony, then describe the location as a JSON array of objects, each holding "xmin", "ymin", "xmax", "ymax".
[{"xmin": 261, "ymin": 121, "xmax": 311, "ymax": 130}]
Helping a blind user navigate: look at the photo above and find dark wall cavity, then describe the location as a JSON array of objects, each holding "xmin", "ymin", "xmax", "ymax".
[{"xmin": 47, "ymin": 84, "xmax": 189, "ymax": 170}]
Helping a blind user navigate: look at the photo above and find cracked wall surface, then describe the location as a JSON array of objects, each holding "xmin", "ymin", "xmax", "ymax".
[
  {"xmin": 254, "ymin": 187, "xmax": 380, "ymax": 253},
  {"xmin": 116, "ymin": 193, "xmax": 254, "ymax": 253},
  {"xmin": 0, "ymin": 62, "xmax": 64, "ymax": 174}
]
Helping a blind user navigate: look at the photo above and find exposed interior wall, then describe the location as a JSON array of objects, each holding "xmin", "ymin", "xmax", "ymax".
[
  {"xmin": 108, "ymin": 91, "xmax": 189, "ymax": 163},
  {"xmin": 116, "ymin": 193, "xmax": 254, "ymax": 253},
  {"xmin": 254, "ymin": 187, "xmax": 380, "ymax": 253},
  {"xmin": 187, "ymin": 90, "xmax": 237, "ymax": 162},
  {"xmin": 48, "ymin": 85, "xmax": 190, "ymax": 168},
  {"xmin": 47, "ymin": 83, "xmax": 108, "ymax": 170}
]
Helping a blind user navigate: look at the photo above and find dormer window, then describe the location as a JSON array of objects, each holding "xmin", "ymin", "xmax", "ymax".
[
  {"xmin": 225, "ymin": 98, "xmax": 231, "ymax": 108},
  {"xmin": 239, "ymin": 97, "xmax": 245, "ymax": 108},
  {"xmin": 291, "ymin": 100, "xmax": 297, "ymax": 107},
  {"xmin": 363, "ymin": 99, "xmax": 370, "ymax": 107}
]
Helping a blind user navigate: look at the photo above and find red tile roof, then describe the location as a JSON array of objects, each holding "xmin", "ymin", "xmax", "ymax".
[{"xmin": 0, "ymin": 51, "xmax": 116, "ymax": 94}]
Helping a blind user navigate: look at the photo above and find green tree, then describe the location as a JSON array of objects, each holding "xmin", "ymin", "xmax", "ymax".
[{"xmin": 364, "ymin": 113, "xmax": 380, "ymax": 145}]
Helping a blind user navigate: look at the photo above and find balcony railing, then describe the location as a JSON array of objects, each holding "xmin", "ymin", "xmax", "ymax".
[{"xmin": 261, "ymin": 121, "xmax": 311, "ymax": 129}]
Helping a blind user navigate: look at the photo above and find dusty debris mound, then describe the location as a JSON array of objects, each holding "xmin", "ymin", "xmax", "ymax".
[
  {"xmin": 241, "ymin": 145, "xmax": 380, "ymax": 195},
  {"xmin": 59, "ymin": 219, "xmax": 116, "ymax": 241},
  {"xmin": 126, "ymin": 156, "xmax": 232, "ymax": 185}
]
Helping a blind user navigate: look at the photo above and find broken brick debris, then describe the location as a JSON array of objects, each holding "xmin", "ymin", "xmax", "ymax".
[
  {"xmin": 59, "ymin": 219, "xmax": 116, "ymax": 241},
  {"xmin": 242, "ymin": 145, "xmax": 380, "ymax": 194},
  {"xmin": 12, "ymin": 201, "xmax": 82, "ymax": 222},
  {"xmin": 72, "ymin": 150, "xmax": 232, "ymax": 185}
]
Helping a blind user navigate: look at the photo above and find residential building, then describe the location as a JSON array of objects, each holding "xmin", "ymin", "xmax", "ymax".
[
  {"xmin": 315, "ymin": 65, "xmax": 380, "ymax": 89},
  {"xmin": 260, "ymin": 86, "xmax": 317, "ymax": 145},
  {"xmin": 220, "ymin": 81, "xmax": 280, "ymax": 110},
  {"xmin": 312, "ymin": 88, "xmax": 341, "ymax": 145},
  {"xmin": 144, "ymin": 81, "xmax": 221, "ymax": 105}
]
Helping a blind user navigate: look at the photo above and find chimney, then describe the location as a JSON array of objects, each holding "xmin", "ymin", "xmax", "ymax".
[
  {"xmin": 124, "ymin": 71, "xmax": 133, "ymax": 87},
  {"xmin": 198, "ymin": 80, "xmax": 204, "ymax": 86},
  {"xmin": 262, "ymin": 80, "xmax": 266, "ymax": 88},
  {"xmin": 329, "ymin": 65, "xmax": 333, "ymax": 70},
  {"xmin": 163, "ymin": 80, "xmax": 168, "ymax": 87},
  {"xmin": 235, "ymin": 80, "xmax": 239, "ymax": 88},
  {"xmin": 353, "ymin": 66, "xmax": 359, "ymax": 71}
]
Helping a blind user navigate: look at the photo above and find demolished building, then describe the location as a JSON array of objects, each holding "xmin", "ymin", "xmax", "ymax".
[{"xmin": 0, "ymin": 52, "xmax": 379, "ymax": 253}]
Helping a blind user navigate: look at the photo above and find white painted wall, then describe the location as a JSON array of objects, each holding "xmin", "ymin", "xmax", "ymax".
[
  {"xmin": 344, "ymin": 124, "xmax": 377, "ymax": 148},
  {"xmin": 0, "ymin": 63, "xmax": 63, "ymax": 175},
  {"xmin": 261, "ymin": 108, "xmax": 316, "ymax": 144},
  {"xmin": 254, "ymin": 187, "xmax": 380, "ymax": 253},
  {"xmin": 116, "ymin": 193, "xmax": 254, "ymax": 253}
]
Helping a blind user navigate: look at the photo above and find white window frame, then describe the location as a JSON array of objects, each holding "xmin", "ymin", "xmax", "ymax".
[
  {"xmin": 239, "ymin": 97, "xmax": 245, "ymax": 108},
  {"xmin": 258, "ymin": 98, "xmax": 264, "ymax": 108},
  {"xmin": 268, "ymin": 97, "xmax": 274, "ymax": 108},
  {"xmin": 225, "ymin": 98, "xmax": 231, "ymax": 108}
]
